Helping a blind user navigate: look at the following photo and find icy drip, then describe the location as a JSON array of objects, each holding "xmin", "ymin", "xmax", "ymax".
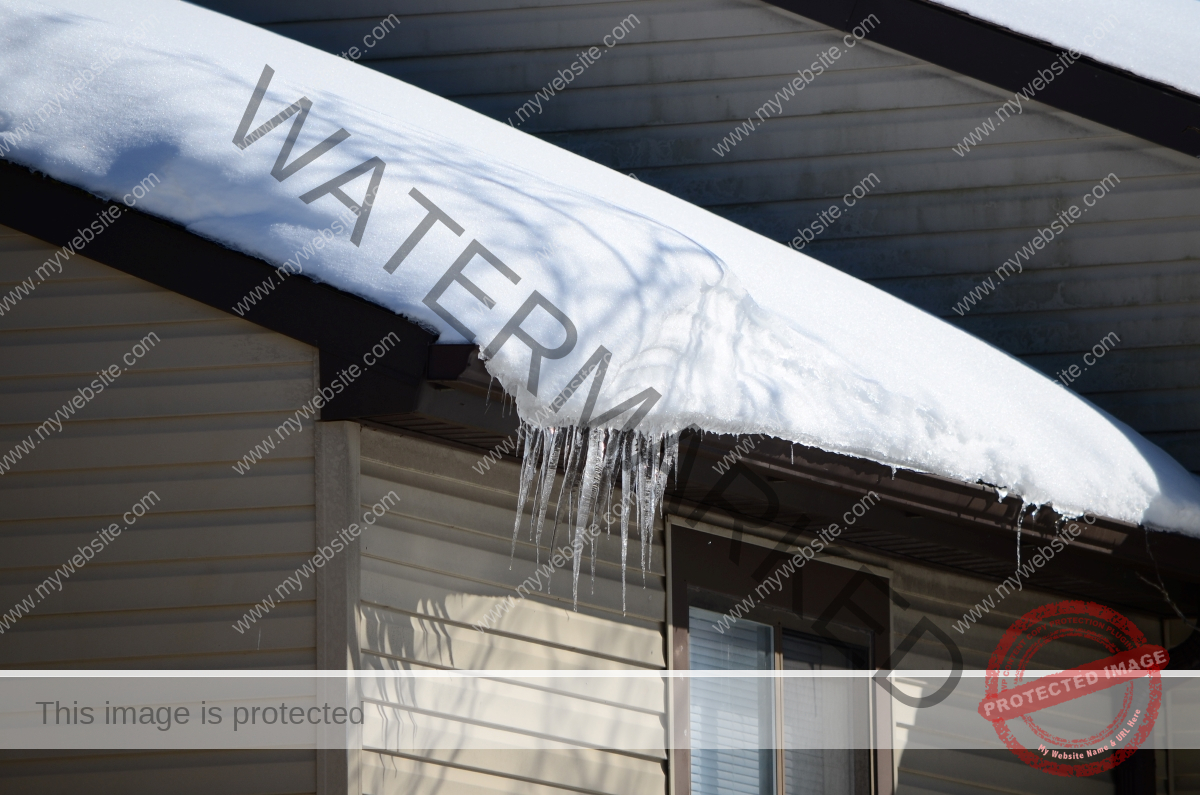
[
  {"xmin": 510, "ymin": 424, "xmax": 680, "ymax": 611},
  {"xmin": 1015, "ymin": 503, "xmax": 1026, "ymax": 569}
]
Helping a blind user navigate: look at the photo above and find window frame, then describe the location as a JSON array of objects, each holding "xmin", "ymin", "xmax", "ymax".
[{"xmin": 669, "ymin": 521, "xmax": 895, "ymax": 795}]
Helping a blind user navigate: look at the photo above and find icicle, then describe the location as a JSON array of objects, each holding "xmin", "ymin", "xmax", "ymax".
[
  {"xmin": 509, "ymin": 424, "xmax": 539, "ymax": 569},
  {"xmin": 505, "ymin": 422, "xmax": 682, "ymax": 613},
  {"xmin": 596, "ymin": 429, "xmax": 621, "ymax": 538},
  {"xmin": 1015, "ymin": 503, "xmax": 1026, "ymax": 569},
  {"xmin": 547, "ymin": 426, "xmax": 585, "ymax": 590},
  {"xmin": 620, "ymin": 434, "xmax": 632, "ymax": 614},
  {"xmin": 661, "ymin": 431, "xmax": 681, "ymax": 492},
  {"xmin": 531, "ymin": 428, "xmax": 563, "ymax": 562},
  {"xmin": 571, "ymin": 431, "xmax": 605, "ymax": 609}
]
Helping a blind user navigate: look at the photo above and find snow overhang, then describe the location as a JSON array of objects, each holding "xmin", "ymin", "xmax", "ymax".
[{"xmin": 1, "ymin": 0, "xmax": 1198, "ymax": 539}]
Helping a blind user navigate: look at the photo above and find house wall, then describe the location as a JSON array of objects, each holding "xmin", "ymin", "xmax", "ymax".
[
  {"xmin": 194, "ymin": 0, "xmax": 1200, "ymax": 477},
  {"xmin": 355, "ymin": 427, "xmax": 668, "ymax": 795},
  {"xmin": 0, "ymin": 225, "xmax": 319, "ymax": 791}
]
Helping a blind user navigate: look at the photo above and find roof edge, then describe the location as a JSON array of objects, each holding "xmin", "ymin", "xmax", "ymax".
[
  {"xmin": 768, "ymin": 0, "xmax": 1200, "ymax": 157},
  {"xmin": 0, "ymin": 159, "xmax": 435, "ymax": 416}
]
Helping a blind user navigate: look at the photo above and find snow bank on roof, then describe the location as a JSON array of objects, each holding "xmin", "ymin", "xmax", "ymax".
[
  {"xmin": 931, "ymin": 0, "xmax": 1200, "ymax": 99},
  {"xmin": 1, "ymin": 0, "xmax": 1198, "ymax": 535}
]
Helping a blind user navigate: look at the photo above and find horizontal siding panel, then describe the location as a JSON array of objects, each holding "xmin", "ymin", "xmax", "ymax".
[
  {"xmin": 0, "ymin": 603, "xmax": 314, "ymax": 668},
  {"xmin": 0, "ymin": 244, "xmax": 126, "ymax": 284},
  {"xmin": 360, "ymin": 599, "xmax": 658, "ymax": 675},
  {"xmin": 364, "ymin": 749, "xmax": 605, "ymax": 795},
  {"xmin": 544, "ymin": 103, "xmax": 1117, "ymax": 169},
  {"xmin": 360, "ymin": 497, "xmax": 665, "ymax": 618},
  {"xmin": 1145, "ymin": 430, "xmax": 1200, "ymax": 470},
  {"xmin": 0, "ymin": 749, "xmax": 315, "ymax": 795},
  {"xmin": 359, "ymin": 429, "xmax": 666, "ymax": 795},
  {"xmin": 0, "ymin": 508, "xmax": 314, "ymax": 567},
  {"xmin": 637, "ymin": 139, "xmax": 1190, "ymax": 209},
  {"xmin": 0, "ymin": 233, "xmax": 317, "ymax": 680},
  {"xmin": 1021, "ymin": 345, "xmax": 1200, "ymax": 394},
  {"xmin": 200, "ymin": 0, "xmax": 635, "ymax": 24},
  {"xmin": 0, "ymin": 365, "xmax": 316, "ymax": 424},
  {"xmin": 359, "ymin": 467, "xmax": 666, "ymax": 577},
  {"xmin": 461, "ymin": 65, "xmax": 1004, "ymax": 133},
  {"xmin": 0, "ymin": 413, "xmax": 312, "ymax": 472},
  {"xmin": 884, "ymin": 259, "xmax": 1200, "ymax": 318},
  {"xmin": 0, "ymin": 556, "xmax": 316, "ymax": 616},
  {"xmin": 361, "ymin": 664, "xmax": 665, "ymax": 751},
  {"xmin": 0, "ymin": 459, "xmax": 313, "ymax": 520},
  {"xmin": 268, "ymin": 0, "xmax": 811, "ymax": 59},
  {"xmin": 362, "ymin": 747, "xmax": 662, "ymax": 795},
  {"xmin": 384, "ymin": 29, "xmax": 912, "ymax": 98},
  {"xmin": 360, "ymin": 557, "xmax": 664, "ymax": 665},
  {"xmin": 1089, "ymin": 387, "xmax": 1200, "ymax": 434},
  {"xmin": 812, "ymin": 217, "xmax": 1200, "ymax": 281},
  {"xmin": 718, "ymin": 175, "xmax": 1200, "ymax": 247},
  {"xmin": 0, "ymin": 322, "xmax": 312, "ymax": 378},
  {"xmin": 1, "ymin": 279, "xmax": 226, "ymax": 330},
  {"xmin": 956, "ymin": 303, "xmax": 1200, "ymax": 355}
]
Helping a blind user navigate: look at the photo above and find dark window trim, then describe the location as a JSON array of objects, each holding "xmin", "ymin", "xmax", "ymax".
[
  {"xmin": 768, "ymin": 0, "xmax": 1200, "ymax": 157},
  {"xmin": 670, "ymin": 522, "xmax": 893, "ymax": 795}
]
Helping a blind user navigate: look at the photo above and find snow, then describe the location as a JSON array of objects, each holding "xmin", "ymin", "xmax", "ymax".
[
  {"xmin": 0, "ymin": 0, "xmax": 1198, "ymax": 540},
  {"xmin": 930, "ymin": 0, "xmax": 1200, "ymax": 99}
]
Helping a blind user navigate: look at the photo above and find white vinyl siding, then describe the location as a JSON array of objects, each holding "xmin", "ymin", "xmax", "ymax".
[
  {"xmin": 357, "ymin": 427, "xmax": 667, "ymax": 795},
  {"xmin": 0, "ymin": 225, "xmax": 318, "ymax": 790}
]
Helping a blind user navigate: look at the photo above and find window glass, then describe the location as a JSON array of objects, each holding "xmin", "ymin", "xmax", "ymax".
[
  {"xmin": 781, "ymin": 630, "xmax": 862, "ymax": 795},
  {"xmin": 689, "ymin": 606, "xmax": 775, "ymax": 795}
]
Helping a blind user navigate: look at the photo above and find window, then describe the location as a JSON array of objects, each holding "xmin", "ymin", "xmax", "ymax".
[
  {"xmin": 688, "ymin": 604, "xmax": 868, "ymax": 795},
  {"xmin": 672, "ymin": 525, "xmax": 890, "ymax": 795}
]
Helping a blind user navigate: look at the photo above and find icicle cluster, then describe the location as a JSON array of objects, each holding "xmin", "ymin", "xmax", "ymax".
[{"xmin": 510, "ymin": 425, "xmax": 680, "ymax": 612}]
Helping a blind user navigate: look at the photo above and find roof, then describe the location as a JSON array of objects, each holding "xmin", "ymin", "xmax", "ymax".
[
  {"xmin": 931, "ymin": 0, "xmax": 1200, "ymax": 100},
  {"xmin": 769, "ymin": 0, "xmax": 1200, "ymax": 157},
  {"xmin": 1, "ymin": 0, "xmax": 1198, "ymax": 535}
]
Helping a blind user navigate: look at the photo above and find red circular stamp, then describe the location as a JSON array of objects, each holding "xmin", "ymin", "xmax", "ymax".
[{"xmin": 978, "ymin": 600, "xmax": 1168, "ymax": 776}]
